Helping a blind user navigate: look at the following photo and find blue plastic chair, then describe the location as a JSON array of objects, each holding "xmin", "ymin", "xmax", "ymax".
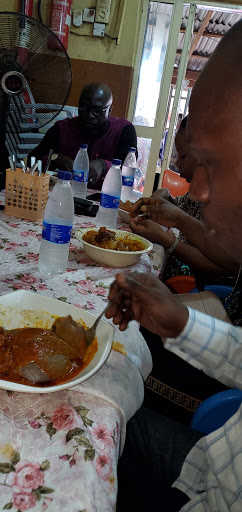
[{"xmin": 190, "ymin": 389, "xmax": 242, "ymax": 434}]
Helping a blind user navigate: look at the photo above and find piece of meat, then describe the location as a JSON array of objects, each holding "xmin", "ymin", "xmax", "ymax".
[
  {"xmin": 95, "ymin": 227, "xmax": 116, "ymax": 243},
  {"xmin": 51, "ymin": 315, "xmax": 86, "ymax": 359}
]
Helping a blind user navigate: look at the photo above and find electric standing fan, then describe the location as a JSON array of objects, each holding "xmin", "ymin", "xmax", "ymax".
[{"xmin": 0, "ymin": 11, "xmax": 72, "ymax": 163}]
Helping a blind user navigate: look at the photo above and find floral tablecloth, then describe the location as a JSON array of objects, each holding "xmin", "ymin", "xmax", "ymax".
[{"xmin": 0, "ymin": 197, "xmax": 165, "ymax": 512}]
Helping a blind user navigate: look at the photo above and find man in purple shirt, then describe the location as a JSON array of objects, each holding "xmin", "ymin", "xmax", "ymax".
[{"xmin": 28, "ymin": 82, "xmax": 137, "ymax": 189}]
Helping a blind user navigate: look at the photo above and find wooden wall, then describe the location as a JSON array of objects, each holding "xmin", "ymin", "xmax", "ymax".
[{"xmin": 68, "ymin": 59, "xmax": 133, "ymax": 118}]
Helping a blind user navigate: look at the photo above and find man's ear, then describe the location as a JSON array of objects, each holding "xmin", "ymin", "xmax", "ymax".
[{"xmin": 108, "ymin": 104, "xmax": 113, "ymax": 117}]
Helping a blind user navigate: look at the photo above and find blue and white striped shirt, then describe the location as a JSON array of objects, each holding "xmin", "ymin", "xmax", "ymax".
[{"xmin": 165, "ymin": 307, "xmax": 242, "ymax": 511}]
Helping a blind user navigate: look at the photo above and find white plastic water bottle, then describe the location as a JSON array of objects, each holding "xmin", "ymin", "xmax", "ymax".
[
  {"xmin": 96, "ymin": 159, "xmax": 122, "ymax": 229},
  {"xmin": 121, "ymin": 147, "xmax": 137, "ymax": 202},
  {"xmin": 72, "ymin": 144, "xmax": 89, "ymax": 199},
  {"xmin": 38, "ymin": 170, "xmax": 74, "ymax": 275}
]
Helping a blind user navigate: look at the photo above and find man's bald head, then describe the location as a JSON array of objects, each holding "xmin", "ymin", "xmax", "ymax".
[
  {"xmin": 78, "ymin": 82, "xmax": 113, "ymax": 135},
  {"xmin": 79, "ymin": 83, "xmax": 113, "ymax": 107},
  {"xmin": 187, "ymin": 20, "xmax": 242, "ymax": 260}
]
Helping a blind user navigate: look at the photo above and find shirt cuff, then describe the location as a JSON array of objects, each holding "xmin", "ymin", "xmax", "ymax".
[{"xmin": 164, "ymin": 307, "xmax": 204, "ymax": 371}]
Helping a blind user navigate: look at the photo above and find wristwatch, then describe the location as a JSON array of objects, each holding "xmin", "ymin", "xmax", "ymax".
[{"xmin": 51, "ymin": 153, "xmax": 59, "ymax": 161}]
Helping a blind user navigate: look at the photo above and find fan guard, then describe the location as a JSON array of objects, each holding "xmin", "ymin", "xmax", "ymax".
[{"xmin": 0, "ymin": 11, "xmax": 72, "ymax": 134}]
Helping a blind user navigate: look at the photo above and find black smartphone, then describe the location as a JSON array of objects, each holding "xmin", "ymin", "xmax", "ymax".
[
  {"xmin": 74, "ymin": 197, "xmax": 93, "ymax": 210},
  {"xmin": 86, "ymin": 192, "xmax": 101, "ymax": 202},
  {"xmin": 74, "ymin": 197, "xmax": 99, "ymax": 217}
]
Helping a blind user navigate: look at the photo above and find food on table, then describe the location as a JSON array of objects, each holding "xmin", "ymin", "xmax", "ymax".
[
  {"xmin": 83, "ymin": 227, "xmax": 146, "ymax": 252},
  {"xmin": 0, "ymin": 315, "xmax": 97, "ymax": 386},
  {"xmin": 119, "ymin": 200, "xmax": 133, "ymax": 212}
]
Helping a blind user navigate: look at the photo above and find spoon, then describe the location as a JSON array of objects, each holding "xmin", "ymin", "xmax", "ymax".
[
  {"xmin": 84, "ymin": 290, "xmax": 122, "ymax": 347},
  {"xmin": 19, "ymin": 291, "xmax": 122, "ymax": 384}
]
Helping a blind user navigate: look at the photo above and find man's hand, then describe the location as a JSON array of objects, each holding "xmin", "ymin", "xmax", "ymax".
[
  {"xmin": 105, "ymin": 272, "xmax": 188, "ymax": 338},
  {"xmin": 129, "ymin": 196, "xmax": 184, "ymax": 229},
  {"xmin": 55, "ymin": 154, "xmax": 73, "ymax": 173},
  {"xmin": 130, "ymin": 217, "xmax": 175, "ymax": 248},
  {"xmin": 152, "ymin": 188, "xmax": 170, "ymax": 201},
  {"xmin": 153, "ymin": 188, "xmax": 178, "ymax": 205},
  {"xmin": 88, "ymin": 159, "xmax": 106, "ymax": 186}
]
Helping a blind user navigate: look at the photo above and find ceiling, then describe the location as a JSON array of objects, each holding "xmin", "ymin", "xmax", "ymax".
[
  {"xmin": 176, "ymin": 7, "xmax": 242, "ymax": 73},
  {"xmin": 147, "ymin": 3, "xmax": 242, "ymax": 85}
]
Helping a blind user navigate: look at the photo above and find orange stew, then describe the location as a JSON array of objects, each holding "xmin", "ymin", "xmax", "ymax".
[
  {"xmin": 0, "ymin": 315, "xmax": 98, "ymax": 387},
  {"xmin": 83, "ymin": 227, "xmax": 146, "ymax": 252}
]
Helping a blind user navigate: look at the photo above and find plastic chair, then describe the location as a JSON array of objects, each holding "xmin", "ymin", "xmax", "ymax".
[
  {"xmin": 161, "ymin": 169, "xmax": 190, "ymax": 197},
  {"xmin": 190, "ymin": 389, "xmax": 242, "ymax": 434}
]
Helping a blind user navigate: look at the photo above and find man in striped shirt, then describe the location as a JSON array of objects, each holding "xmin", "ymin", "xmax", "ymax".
[{"xmin": 106, "ymin": 19, "xmax": 242, "ymax": 512}]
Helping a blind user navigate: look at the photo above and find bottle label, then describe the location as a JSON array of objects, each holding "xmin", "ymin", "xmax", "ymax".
[
  {"xmin": 122, "ymin": 176, "xmax": 134, "ymax": 187},
  {"xmin": 100, "ymin": 193, "xmax": 120, "ymax": 209},
  {"xmin": 73, "ymin": 170, "xmax": 89, "ymax": 183},
  {"xmin": 42, "ymin": 221, "xmax": 72, "ymax": 244}
]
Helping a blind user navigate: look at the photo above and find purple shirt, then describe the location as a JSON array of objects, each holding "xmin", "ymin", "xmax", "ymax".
[
  {"xmin": 58, "ymin": 116, "xmax": 132, "ymax": 167},
  {"xmin": 30, "ymin": 115, "xmax": 137, "ymax": 189}
]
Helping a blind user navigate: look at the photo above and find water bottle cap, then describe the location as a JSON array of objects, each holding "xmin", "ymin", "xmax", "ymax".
[
  {"xmin": 80, "ymin": 144, "xmax": 88, "ymax": 149},
  {"xmin": 129, "ymin": 147, "xmax": 136, "ymax": 152},
  {"xmin": 112, "ymin": 159, "xmax": 122, "ymax": 166},
  {"xmin": 58, "ymin": 170, "xmax": 72, "ymax": 180}
]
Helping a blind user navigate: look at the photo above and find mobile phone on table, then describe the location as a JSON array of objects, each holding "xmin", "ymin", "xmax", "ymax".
[
  {"xmin": 74, "ymin": 197, "xmax": 99, "ymax": 217},
  {"xmin": 86, "ymin": 192, "xmax": 101, "ymax": 202}
]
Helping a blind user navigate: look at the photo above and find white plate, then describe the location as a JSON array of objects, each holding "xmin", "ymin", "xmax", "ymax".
[
  {"xmin": 0, "ymin": 290, "xmax": 114, "ymax": 393},
  {"xmin": 75, "ymin": 228, "xmax": 153, "ymax": 268}
]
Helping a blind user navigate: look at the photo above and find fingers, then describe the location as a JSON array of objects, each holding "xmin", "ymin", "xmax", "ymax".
[
  {"xmin": 106, "ymin": 276, "xmax": 134, "ymax": 329},
  {"xmin": 129, "ymin": 198, "xmax": 143, "ymax": 218},
  {"xmin": 129, "ymin": 197, "xmax": 155, "ymax": 218},
  {"xmin": 108, "ymin": 275, "xmax": 125, "ymax": 302}
]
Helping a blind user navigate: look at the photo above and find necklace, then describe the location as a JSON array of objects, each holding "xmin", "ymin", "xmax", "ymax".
[{"xmin": 223, "ymin": 264, "xmax": 242, "ymax": 304}]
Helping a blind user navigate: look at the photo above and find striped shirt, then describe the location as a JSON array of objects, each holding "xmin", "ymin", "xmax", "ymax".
[{"xmin": 165, "ymin": 307, "xmax": 242, "ymax": 511}]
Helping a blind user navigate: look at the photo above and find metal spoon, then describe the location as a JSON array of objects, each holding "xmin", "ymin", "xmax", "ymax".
[{"xmin": 84, "ymin": 290, "xmax": 122, "ymax": 347}]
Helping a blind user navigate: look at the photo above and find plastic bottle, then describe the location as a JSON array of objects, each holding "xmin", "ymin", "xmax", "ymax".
[
  {"xmin": 38, "ymin": 170, "xmax": 74, "ymax": 275},
  {"xmin": 96, "ymin": 159, "xmax": 122, "ymax": 229},
  {"xmin": 72, "ymin": 144, "xmax": 89, "ymax": 199},
  {"xmin": 121, "ymin": 147, "xmax": 137, "ymax": 202}
]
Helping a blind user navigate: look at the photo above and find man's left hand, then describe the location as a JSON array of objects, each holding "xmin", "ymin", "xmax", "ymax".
[{"xmin": 88, "ymin": 160, "xmax": 106, "ymax": 186}]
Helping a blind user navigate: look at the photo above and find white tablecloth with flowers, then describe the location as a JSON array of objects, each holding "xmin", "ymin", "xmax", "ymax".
[{"xmin": 0, "ymin": 194, "xmax": 165, "ymax": 512}]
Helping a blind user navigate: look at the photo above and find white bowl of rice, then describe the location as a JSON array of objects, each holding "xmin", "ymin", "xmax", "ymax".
[{"xmin": 75, "ymin": 227, "xmax": 153, "ymax": 268}]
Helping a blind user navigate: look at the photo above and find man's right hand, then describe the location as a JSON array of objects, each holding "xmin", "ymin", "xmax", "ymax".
[
  {"xmin": 106, "ymin": 272, "xmax": 188, "ymax": 338},
  {"xmin": 153, "ymin": 188, "xmax": 178, "ymax": 205},
  {"xmin": 152, "ymin": 187, "xmax": 170, "ymax": 201},
  {"xmin": 54, "ymin": 154, "xmax": 73, "ymax": 173},
  {"xmin": 129, "ymin": 196, "xmax": 183, "ymax": 228}
]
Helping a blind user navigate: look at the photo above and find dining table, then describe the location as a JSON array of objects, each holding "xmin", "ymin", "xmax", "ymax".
[{"xmin": 0, "ymin": 188, "xmax": 165, "ymax": 512}]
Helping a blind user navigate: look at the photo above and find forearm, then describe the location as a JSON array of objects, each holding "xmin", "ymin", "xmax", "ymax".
[
  {"xmin": 172, "ymin": 240, "xmax": 230, "ymax": 275},
  {"xmin": 27, "ymin": 125, "xmax": 60, "ymax": 168},
  {"xmin": 165, "ymin": 307, "xmax": 242, "ymax": 389},
  {"xmin": 150, "ymin": 228, "xmax": 230, "ymax": 274},
  {"xmin": 175, "ymin": 211, "xmax": 239, "ymax": 274}
]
